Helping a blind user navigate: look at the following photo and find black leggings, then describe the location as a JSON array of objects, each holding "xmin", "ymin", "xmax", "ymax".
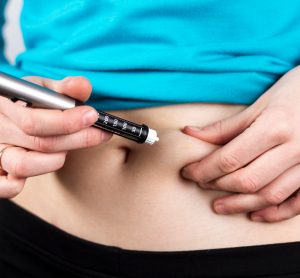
[{"xmin": 0, "ymin": 199, "xmax": 300, "ymax": 278}]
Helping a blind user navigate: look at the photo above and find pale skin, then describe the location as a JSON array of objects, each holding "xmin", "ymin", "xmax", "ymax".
[
  {"xmin": 181, "ymin": 65, "xmax": 300, "ymax": 223},
  {"xmin": 0, "ymin": 76, "xmax": 112, "ymax": 198},
  {"xmin": 1, "ymin": 67, "xmax": 300, "ymax": 224}
]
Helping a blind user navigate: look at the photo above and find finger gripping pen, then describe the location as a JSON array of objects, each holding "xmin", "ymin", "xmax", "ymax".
[{"xmin": 0, "ymin": 72, "xmax": 159, "ymax": 145}]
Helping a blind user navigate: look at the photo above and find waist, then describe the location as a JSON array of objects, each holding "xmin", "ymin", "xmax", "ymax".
[
  {"xmin": 9, "ymin": 61, "xmax": 287, "ymax": 111},
  {"xmin": 13, "ymin": 102, "xmax": 300, "ymax": 251}
]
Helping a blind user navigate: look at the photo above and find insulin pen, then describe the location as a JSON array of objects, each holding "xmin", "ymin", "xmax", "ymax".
[{"xmin": 0, "ymin": 72, "xmax": 159, "ymax": 145}]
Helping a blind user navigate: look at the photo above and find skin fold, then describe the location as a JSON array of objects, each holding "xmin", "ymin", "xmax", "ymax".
[{"xmin": 181, "ymin": 65, "xmax": 300, "ymax": 223}]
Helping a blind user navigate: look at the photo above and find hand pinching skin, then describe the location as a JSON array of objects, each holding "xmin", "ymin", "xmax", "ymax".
[{"xmin": 181, "ymin": 66, "xmax": 300, "ymax": 223}]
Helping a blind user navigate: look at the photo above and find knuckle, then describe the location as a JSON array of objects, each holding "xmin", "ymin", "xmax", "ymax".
[
  {"xmin": 264, "ymin": 190, "xmax": 286, "ymax": 205},
  {"xmin": 268, "ymin": 111, "xmax": 291, "ymax": 143},
  {"xmin": 218, "ymin": 153, "xmax": 241, "ymax": 173},
  {"xmin": 20, "ymin": 114, "xmax": 36, "ymax": 135},
  {"xmin": 236, "ymin": 174, "xmax": 259, "ymax": 193},
  {"xmin": 270, "ymin": 123, "xmax": 290, "ymax": 143},
  {"xmin": 33, "ymin": 136, "xmax": 56, "ymax": 152},
  {"xmin": 32, "ymin": 136, "xmax": 42, "ymax": 151},
  {"xmin": 11, "ymin": 157, "xmax": 27, "ymax": 177},
  {"xmin": 84, "ymin": 129, "xmax": 96, "ymax": 147},
  {"xmin": 61, "ymin": 115, "xmax": 74, "ymax": 135}
]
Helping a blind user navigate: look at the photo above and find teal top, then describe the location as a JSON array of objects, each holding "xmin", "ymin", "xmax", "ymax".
[{"xmin": 1, "ymin": 0, "xmax": 300, "ymax": 111}]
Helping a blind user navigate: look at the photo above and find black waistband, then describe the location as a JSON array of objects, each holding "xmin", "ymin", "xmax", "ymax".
[{"xmin": 1, "ymin": 198, "xmax": 300, "ymax": 277}]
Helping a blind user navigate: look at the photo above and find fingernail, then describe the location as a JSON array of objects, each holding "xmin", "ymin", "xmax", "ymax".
[
  {"xmin": 185, "ymin": 126, "xmax": 202, "ymax": 132},
  {"xmin": 83, "ymin": 110, "xmax": 98, "ymax": 126},
  {"xmin": 200, "ymin": 183, "xmax": 211, "ymax": 189},
  {"xmin": 214, "ymin": 202, "xmax": 227, "ymax": 214},
  {"xmin": 101, "ymin": 131, "xmax": 113, "ymax": 142},
  {"xmin": 181, "ymin": 167, "xmax": 188, "ymax": 178},
  {"xmin": 251, "ymin": 215, "xmax": 264, "ymax": 222}
]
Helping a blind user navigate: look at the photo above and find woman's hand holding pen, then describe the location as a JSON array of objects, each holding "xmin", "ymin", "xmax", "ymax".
[
  {"xmin": 0, "ymin": 76, "xmax": 112, "ymax": 198},
  {"xmin": 181, "ymin": 66, "xmax": 300, "ymax": 223}
]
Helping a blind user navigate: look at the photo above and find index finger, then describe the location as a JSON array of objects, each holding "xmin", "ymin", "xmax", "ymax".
[
  {"xmin": 181, "ymin": 116, "xmax": 286, "ymax": 183},
  {"xmin": 0, "ymin": 96, "xmax": 99, "ymax": 136}
]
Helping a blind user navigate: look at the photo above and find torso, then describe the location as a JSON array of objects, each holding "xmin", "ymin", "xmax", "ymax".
[{"xmin": 12, "ymin": 103, "xmax": 300, "ymax": 251}]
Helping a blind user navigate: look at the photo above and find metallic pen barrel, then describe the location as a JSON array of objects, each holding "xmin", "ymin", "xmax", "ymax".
[
  {"xmin": 0, "ymin": 72, "xmax": 77, "ymax": 109},
  {"xmin": 0, "ymin": 72, "xmax": 159, "ymax": 145}
]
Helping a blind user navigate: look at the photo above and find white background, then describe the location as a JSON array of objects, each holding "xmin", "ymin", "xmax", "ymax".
[{"xmin": 3, "ymin": 0, "xmax": 24, "ymax": 64}]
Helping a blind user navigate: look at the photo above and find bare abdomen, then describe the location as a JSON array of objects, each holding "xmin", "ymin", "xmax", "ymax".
[{"xmin": 13, "ymin": 103, "xmax": 300, "ymax": 251}]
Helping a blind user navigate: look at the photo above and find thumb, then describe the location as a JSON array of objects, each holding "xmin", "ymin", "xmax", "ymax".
[
  {"xmin": 182, "ymin": 108, "xmax": 256, "ymax": 145},
  {"xmin": 181, "ymin": 86, "xmax": 273, "ymax": 145},
  {"xmin": 24, "ymin": 76, "xmax": 93, "ymax": 103}
]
